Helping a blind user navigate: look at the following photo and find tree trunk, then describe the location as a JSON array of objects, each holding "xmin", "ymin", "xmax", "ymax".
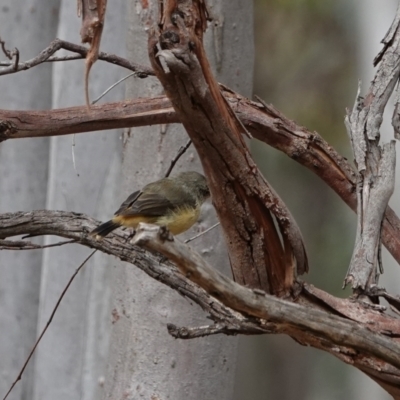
[
  {"xmin": 27, "ymin": 2, "xmax": 126, "ymax": 400},
  {"xmin": 0, "ymin": 1, "xmax": 58, "ymax": 399},
  {"xmin": 103, "ymin": 1, "xmax": 254, "ymax": 399}
]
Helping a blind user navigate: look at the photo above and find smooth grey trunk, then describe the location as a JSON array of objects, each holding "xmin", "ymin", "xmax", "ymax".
[
  {"xmin": 0, "ymin": 1, "xmax": 59, "ymax": 399},
  {"xmin": 103, "ymin": 1, "xmax": 254, "ymax": 399},
  {"xmin": 28, "ymin": 2, "xmax": 125, "ymax": 400}
]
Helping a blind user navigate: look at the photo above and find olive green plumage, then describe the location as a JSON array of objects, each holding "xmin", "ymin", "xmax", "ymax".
[{"xmin": 90, "ymin": 171, "xmax": 210, "ymax": 238}]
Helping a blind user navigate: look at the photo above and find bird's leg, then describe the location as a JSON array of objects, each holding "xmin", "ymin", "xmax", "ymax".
[{"xmin": 124, "ymin": 228, "xmax": 136, "ymax": 243}]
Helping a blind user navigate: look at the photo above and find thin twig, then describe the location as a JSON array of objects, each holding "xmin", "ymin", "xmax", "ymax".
[
  {"xmin": 0, "ymin": 55, "xmax": 83, "ymax": 66},
  {"xmin": 0, "ymin": 38, "xmax": 154, "ymax": 77},
  {"xmin": 164, "ymin": 139, "xmax": 192, "ymax": 177},
  {"xmin": 92, "ymin": 72, "xmax": 136, "ymax": 105},
  {"xmin": 0, "ymin": 239, "xmax": 76, "ymax": 250},
  {"xmin": 0, "ymin": 37, "xmax": 13, "ymax": 60},
  {"xmin": 167, "ymin": 322, "xmax": 267, "ymax": 338},
  {"xmin": 2, "ymin": 249, "xmax": 97, "ymax": 400},
  {"xmin": 185, "ymin": 222, "xmax": 220, "ymax": 243},
  {"xmin": 47, "ymin": 54, "xmax": 82, "ymax": 62},
  {"xmin": 0, "ymin": 37, "xmax": 19, "ymax": 71},
  {"xmin": 12, "ymin": 49, "xmax": 19, "ymax": 71}
]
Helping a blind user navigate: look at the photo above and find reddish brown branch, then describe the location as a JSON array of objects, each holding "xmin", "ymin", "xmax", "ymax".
[
  {"xmin": 148, "ymin": 0, "xmax": 308, "ymax": 295},
  {"xmin": 1, "ymin": 93, "xmax": 400, "ymax": 267},
  {"xmin": 79, "ymin": 0, "xmax": 107, "ymax": 106}
]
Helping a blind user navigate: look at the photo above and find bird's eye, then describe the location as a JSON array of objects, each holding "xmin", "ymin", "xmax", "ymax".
[{"xmin": 202, "ymin": 188, "xmax": 210, "ymax": 197}]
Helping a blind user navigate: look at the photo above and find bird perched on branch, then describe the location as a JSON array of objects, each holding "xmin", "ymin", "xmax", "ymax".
[{"xmin": 90, "ymin": 171, "xmax": 210, "ymax": 239}]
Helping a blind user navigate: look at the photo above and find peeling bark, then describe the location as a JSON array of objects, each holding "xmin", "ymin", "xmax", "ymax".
[
  {"xmin": 2, "ymin": 211, "xmax": 400, "ymax": 396},
  {"xmin": 147, "ymin": 0, "xmax": 307, "ymax": 295}
]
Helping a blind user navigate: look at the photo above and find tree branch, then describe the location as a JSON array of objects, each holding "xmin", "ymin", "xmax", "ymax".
[
  {"xmin": 2, "ymin": 92, "xmax": 400, "ymax": 268},
  {"xmin": 79, "ymin": 0, "xmax": 107, "ymax": 106},
  {"xmin": 131, "ymin": 222, "xmax": 400, "ymax": 394},
  {"xmin": 0, "ymin": 38, "xmax": 154, "ymax": 77},
  {"xmin": 2, "ymin": 210, "xmax": 400, "ymax": 393},
  {"xmin": 0, "ymin": 210, "xmax": 263, "ymax": 335},
  {"xmin": 344, "ymin": 3, "xmax": 400, "ymax": 291},
  {"xmin": 149, "ymin": 0, "xmax": 308, "ymax": 295},
  {"xmin": 167, "ymin": 322, "xmax": 268, "ymax": 339},
  {"xmin": 0, "ymin": 238, "xmax": 76, "ymax": 250}
]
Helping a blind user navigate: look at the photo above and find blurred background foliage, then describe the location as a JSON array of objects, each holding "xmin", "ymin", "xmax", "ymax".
[
  {"xmin": 252, "ymin": 0, "xmax": 356, "ymax": 294},
  {"xmin": 234, "ymin": 1, "xmax": 392, "ymax": 399}
]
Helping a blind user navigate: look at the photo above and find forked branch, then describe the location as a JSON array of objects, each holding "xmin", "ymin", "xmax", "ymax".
[
  {"xmin": 1, "ymin": 211, "xmax": 400, "ymax": 394},
  {"xmin": 149, "ymin": 0, "xmax": 307, "ymax": 295}
]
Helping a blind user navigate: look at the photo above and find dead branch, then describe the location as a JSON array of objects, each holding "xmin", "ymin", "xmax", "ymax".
[
  {"xmin": 0, "ymin": 0, "xmax": 400, "ymax": 397},
  {"xmin": 0, "ymin": 37, "xmax": 19, "ymax": 71},
  {"xmin": 167, "ymin": 322, "xmax": 268, "ymax": 339},
  {"xmin": 149, "ymin": 0, "xmax": 308, "ymax": 295},
  {"xmin": 0, "ymin": 210, "xmax": 263, "ymax": 335},
  {"xmin": 0, "ymin": 38, "xmax": 153, "ymax": 77},
  {"xmin": 2, "ymin": 210, "xmax": 400, "ymax": 394},
  {"xmin": 79, "ymin": 0, "xmax": 107, "ymax": 106},
  {"xmin": 165, "ymin": 138, "xmax": 192, "ymax": 177},
  {"xmin": 1, "ymin": 93, "xmax": 400, "ymax": 268},
  {"xmin": 0, "ymin": 238, "xmax": 76, "ymax": 250},
  {"xmin": 131, "ymin": 223, "xmax": 400, "ymax": 395},
  {"xmin": 344, "ymin": 3, "xmax": 400, "ymax": 292}
]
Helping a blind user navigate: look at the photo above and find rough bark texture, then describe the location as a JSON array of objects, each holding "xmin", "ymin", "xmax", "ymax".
[
  {"xmin": 3, "ymin": 1, "xmax": 400, "ymax": 399},
  {"xmin": 345, "ymin": 5, "xmax": 400, "ymax": 290},
  {"xmin": 354, "ymin": 2, "xmax": 400, "ymax": 398},
  {"xmin": 3, "ymin": 211, "xmax": 400, "ymax": 398},
  {"xmin": 144, "ymin": 0, "xmax": 400, "ymax": 397},
  {"xmin": 79, "ymin": 0, "xmax": 107, "ymax": 106},
  {"xmin": 102, "ymin": 1, "xmax": 253, "ymax": 399},
  {"xmin": 3, "ymin": 92, "xmax": 400, "ymax": 269},
  {"xmin": 148, "ymin": 0, "xmax": 307, "ymax": 295}
]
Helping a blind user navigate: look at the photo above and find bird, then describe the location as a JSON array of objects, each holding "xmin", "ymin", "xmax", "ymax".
[{"xmin": 90, "ymin": 171, "xmax": 210, "ymax": 239}]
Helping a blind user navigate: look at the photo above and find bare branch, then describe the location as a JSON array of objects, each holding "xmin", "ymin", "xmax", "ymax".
[
  {"xmin": 2, "ymin": 210, "xmax": 400, "ymax": 391},
  {"xmin": 0, "ymin": 37, "xmax": 13, "ymax": 59},
  {"xmin": 0, "ymin": 210, "xmax": 262, "ymax": 336},
  {"xmin": 167, "ymin": 322, "xmax": 268, "ymax": 339},
  {"xmin": 0, "ymin": 37, "xmax": 19, "ymax": 71},
  {"xmin": 2, "ymin": 93, "xmax": 400, "ymax": 268},
  {"xmin": 164, "ymin": 138, "xmax": 192, "ymax": 177},
  {"xmin": 0, "ymin": 238, "xmax": 76, "ymax": 250},
  {"xmin": 80, "ymin": 0, "xmax": 107, "ymax": 106},
  {"xmin": 131, "ymin": 223, "xmax": 400, "ymax": 370},
  {"xmin": 92, "ymin": 72, "xmax": 136, "ymax": 104},
  {"xmin": 150, "ymin": 1, "xmax": 308, "ymax": 294},
  {"xmin": 184, "ymin": 222, "xmax": 220, "ymax": 243},
  {"xmin": 0, "ymin": 38, "xmax": 154, "ymax": 77},
  {"xmin": 344, "ymin": 4, "xmax": 400, "ymax": 291}
]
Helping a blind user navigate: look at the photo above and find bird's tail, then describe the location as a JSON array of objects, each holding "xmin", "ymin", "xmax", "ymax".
[{"xmin": 90, "ymin": 220, "xmax": 120, "ymax": 239}]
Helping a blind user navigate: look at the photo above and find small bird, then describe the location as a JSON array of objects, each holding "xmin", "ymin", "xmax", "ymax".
[{"xmin": 90, "ymin": 171, "xmax": 210, "ymax": 239}]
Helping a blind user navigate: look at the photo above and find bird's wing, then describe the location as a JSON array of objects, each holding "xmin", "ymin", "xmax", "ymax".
[
  {"xmin": 115, "ymin": 190, "xmax": 176, "ymax": 217},
  {"xmin": 114, "ymin": 190, "xmax": 141, "ymax": 215}
]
